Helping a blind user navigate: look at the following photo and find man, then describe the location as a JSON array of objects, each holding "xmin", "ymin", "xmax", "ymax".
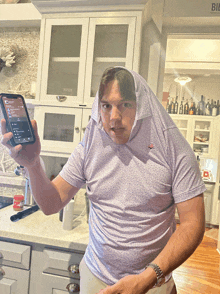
[{"xmin": 1, "ymin": 67, "xmax": 206, "ymax": 294}]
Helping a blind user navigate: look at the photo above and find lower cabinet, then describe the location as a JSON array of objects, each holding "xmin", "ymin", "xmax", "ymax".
[
  {"xmin": 0, "ymin": 266, "xmax": 30, "ymax": 294},
  {"xmin": 0, "ymin": 240, "xmax": 31, "ymax": 294},
  {"xmin": 0, "ymin": 239, "xmax": 85, "ymax": 294},
  {"xmin": 30, "ymin": 246, "xmax": 84, "ymax": 294}
]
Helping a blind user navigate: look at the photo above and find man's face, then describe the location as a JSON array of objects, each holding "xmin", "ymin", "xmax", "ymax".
[{"xmin": 100, "ymin": 80, "xmax": 136, "ymax": 144}]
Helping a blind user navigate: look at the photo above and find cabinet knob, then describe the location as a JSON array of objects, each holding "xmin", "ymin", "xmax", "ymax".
[
  {"xmin": 66, "ymin": 283, "xmax": 80, "ymax": 293},
  {"xmin": 56, "ymin": 96, "xmax": 67, "ymax": 102},
  {"xmin": 82, "ymin": 127, "xmax": 86, "ymax": 132},
  {"xmin": 0, "ymin": 268, "xmax": 5, "ymax": 276},
  {"xmin": 75, "ymin": 127, "xmax": 80, "ymax": 133},
  {"xmin": 68, "ymin": 264, "xmax": 79, "ymax": 274}
]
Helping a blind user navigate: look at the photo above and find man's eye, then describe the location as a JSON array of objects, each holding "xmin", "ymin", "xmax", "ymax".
[
  {"xmin": 123, "ymin": 102, "xmax": 133, "ymax": 108},
  {"xmin": 102, "ymin": 104, "xmax": 110, "ymax": 109}
]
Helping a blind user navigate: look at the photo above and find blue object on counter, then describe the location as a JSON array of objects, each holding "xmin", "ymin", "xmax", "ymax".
[{"xmin": 10, "ymin": 205, "xmax": 39, "ymax": 222}]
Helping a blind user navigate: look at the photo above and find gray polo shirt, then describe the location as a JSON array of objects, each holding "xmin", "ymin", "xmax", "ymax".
[{"xmin": 60, "ymin": 67, "xmax": 206, "ymax": 285}]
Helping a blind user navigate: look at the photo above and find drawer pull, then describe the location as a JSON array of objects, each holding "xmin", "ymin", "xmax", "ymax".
[
  {"xmin": 0, "ymin": 268, "xmax": 5, "ymax": 276},
  {"xmin": 68, "ymin": 264, "xmax": 79, "ymax": 274},
  {"xmin": 56, "ymin": 96, "xmax": 67, "ymax": 102},
  {"xmin": 66, "ymin": 283, "xmax": 80, "ymax": 293}
]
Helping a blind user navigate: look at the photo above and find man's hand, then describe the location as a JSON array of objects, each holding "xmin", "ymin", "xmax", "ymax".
[
  {"xmin": 96, "ymin": 274, "xmax": 153, "ymax": 294},
  {"xmin": 1, "ymin": 119, "xmax": 41, "ymax": 168}
]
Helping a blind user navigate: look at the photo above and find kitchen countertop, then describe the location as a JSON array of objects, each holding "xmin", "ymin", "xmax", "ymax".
[{"xmin": 0, "ymin": 205, "xmax": 89, "ymax": 251}]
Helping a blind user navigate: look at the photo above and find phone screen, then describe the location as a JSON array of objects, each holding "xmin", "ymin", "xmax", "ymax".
[{"xmin": 1, "ymin": 95, "xmax": 35, "ymax": 145}]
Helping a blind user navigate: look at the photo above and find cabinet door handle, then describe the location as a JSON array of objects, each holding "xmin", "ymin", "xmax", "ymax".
[
  {"xmin": 0, "ymin": 268, "xmax": 5, "ymax": 276},
  {"xmin": 75, "ymin": 127, "xmax": 80, "ymax": 133},
  {"xmin": 66, "ymin": 283, "xmax": 80, "ymax": 292},
  {"xmin": 82, "ymin": 127, "xmax": 86, "ymax": 132},
  {"xmin": 56, "ymin": 96, "xmax": 67, "ymax": 102},
  {"xmin": 68, "ymin": 264, "xmax": 79, "ymax": 274}
]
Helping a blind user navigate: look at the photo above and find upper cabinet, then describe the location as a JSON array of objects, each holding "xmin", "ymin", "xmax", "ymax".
[{"xmin": 36, "ymin": 12, "xmax": 142, "ymax": 108}]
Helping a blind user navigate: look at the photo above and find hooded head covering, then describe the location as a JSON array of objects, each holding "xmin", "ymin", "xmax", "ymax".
[{"xmin": 91, "ymin": 66, "xmax": 175, "ymax": 140}]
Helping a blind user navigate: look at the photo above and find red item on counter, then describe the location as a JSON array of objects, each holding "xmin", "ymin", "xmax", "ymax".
[{"xmin": 13, "ymin": 195, "xmax": 24, "ymax": 211}]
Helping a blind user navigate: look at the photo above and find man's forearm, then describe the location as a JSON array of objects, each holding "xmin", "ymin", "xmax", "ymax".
[
  {"xmin": 26, "ymin": 157, "xmax": 62, "ymax": 215},
  {"xmin": 138, "ymin": 218, "xmax": 205, "ymax": 292}
]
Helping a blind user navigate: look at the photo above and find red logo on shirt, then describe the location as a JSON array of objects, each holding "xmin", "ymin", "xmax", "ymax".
[{"xmin": 148, "ymin": 144, "xmax": 154, "ymax": 149}]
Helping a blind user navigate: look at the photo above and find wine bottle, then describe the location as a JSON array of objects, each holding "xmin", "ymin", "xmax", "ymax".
[
  {"xmin": 166, "ymin": 99, "xmax": 170, "ymax": 113},
  {"xmin": 189, "ymin": 100, "xmax": 194, "ymax": 115},
  {"xmin": 174, "ymin": 96, "xmax": 178, "ymax": 114},
  {"xmin": 205, "ymin": 99, "xmax": 211, "ymax": 116},
  {"xmin": 212, "ymin": 101, "xmax": 217, "ymax": 116},
  {"xmin": 184, "ymin": 99, "xmax": 189, "ymax": 114},
  {"xmin": 179, "ymin": 100, "xmax": 183, "ymax": 114},
  {"xmin": 195, "ymin": 102, "xmax": 200, "ymax": 115},
  {"xmin": 170, "ymin": 98, "xmax": 174, "ymax": 114},
  {"xmin": 199, "ymin": 95, "xmax": 205, "ymax": 115},
  {"xmin": 210, "ymin": 99, "xmax": 214, "ymax": 115}
]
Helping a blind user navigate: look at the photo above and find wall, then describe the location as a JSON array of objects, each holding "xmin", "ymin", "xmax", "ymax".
[{"xmin": 0, "ymin": 26, "xmax": 40, "ymax": 197}]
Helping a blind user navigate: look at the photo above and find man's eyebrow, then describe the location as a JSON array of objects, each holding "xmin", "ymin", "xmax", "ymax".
[{"xmin": 100, "ymin": 100, "xmax": 108, "ymax": 103}]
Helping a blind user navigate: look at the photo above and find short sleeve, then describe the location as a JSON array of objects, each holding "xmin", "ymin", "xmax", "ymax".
[
  {"xmin": 164, "ymin": 126, "xmax": 206, "ymax": 203},
  {"xmin": 59, "ymin": 142, "xmax": 86, "ymax": 188}
]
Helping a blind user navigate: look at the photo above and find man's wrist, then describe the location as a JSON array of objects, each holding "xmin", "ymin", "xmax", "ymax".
[{"xmin": 137, "ymin": 267, "xmax": 158, "ymax": 292}]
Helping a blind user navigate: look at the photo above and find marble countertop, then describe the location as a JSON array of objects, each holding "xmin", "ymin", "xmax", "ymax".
[{"xmin": 0, "ymin": 205, "xmax": 89, "ymax": 252}]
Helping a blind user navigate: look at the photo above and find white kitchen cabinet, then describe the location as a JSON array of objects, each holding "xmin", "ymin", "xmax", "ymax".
[
  {"xmin": 171, "ymin": 115, "xmax": 220, "ymax": 226},
  {"xmin": 0, "ymin": 241, "xmax": 31, "ymax": 294},
  {"xmin": 36, "ymin": 12, "xmax": 142, "ymax": 108},
  {"xmin": 0, "ymin": 239, "xmax": 85, "ymax": 294},
  {"xmin": 170, "ymin": 115, "xmax": 216, "ymax": 158},
  {"xmin": 34, "ymin": 106, "xmax": 91, "ymax": 156}
]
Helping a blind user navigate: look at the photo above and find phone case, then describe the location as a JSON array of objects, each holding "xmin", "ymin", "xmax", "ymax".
[{"xmin": 0, "ymin": 93, "xmax": 36, "ymax": 146}]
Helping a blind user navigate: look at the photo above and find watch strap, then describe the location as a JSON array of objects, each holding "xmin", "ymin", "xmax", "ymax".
[{"xmin": 146, "ymin": 263, "xmax": 165, "ymax": 287}]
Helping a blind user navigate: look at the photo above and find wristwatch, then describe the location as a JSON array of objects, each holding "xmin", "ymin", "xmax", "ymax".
[{"xmin": 146, "ymin": 263, "xmax": 166, "ymax": 287}]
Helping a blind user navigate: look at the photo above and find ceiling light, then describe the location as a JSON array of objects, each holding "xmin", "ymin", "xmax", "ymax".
[{"xmin": 174, "ymin": 76, "xmax": 192, "ymax": 86}]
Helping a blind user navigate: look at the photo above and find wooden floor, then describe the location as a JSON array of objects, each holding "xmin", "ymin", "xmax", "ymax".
[{"xmin": 173, "ymin": 227, "xmax": 220, "ymax": 294}]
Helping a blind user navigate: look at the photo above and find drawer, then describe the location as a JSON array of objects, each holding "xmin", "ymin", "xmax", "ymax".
[
  {"xmin": 0, "ymin": 265, "xmax": 29, "ymax": 294},
  {"xmin": 0, "ymin": 241, "xmax": 31, "ymax": 270},
  {"xmin": 40, "ymin": 273, "xmax": 80, "ymax": 293},
  {"xmin": 43, "ymin": 249, "xmax": 84, "ymax": 279}
]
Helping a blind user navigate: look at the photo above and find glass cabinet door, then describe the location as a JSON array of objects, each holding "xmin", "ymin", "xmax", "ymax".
[
  {"xmin": 171, "ymin": 116, "xmax": 189, "ymax": 140},
  {"xmin": 40, "ymin": 18, "xmax": 89, "ymax": 106},
  {"xmin": 192, "ymin": 119, "xmax": 212, "ymax": 156},
  {"xmin": 84, "ymin": 17, "xmax": 136, "ymax": 106},
  {"xmin": 34, "ymin": 106, "xmax": 82, "ymax": 155}
]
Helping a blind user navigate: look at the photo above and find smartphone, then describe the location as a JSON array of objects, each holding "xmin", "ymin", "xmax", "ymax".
[{"xmin": 0, "ymin": 93, "xmax": 35, "ymax": 146}]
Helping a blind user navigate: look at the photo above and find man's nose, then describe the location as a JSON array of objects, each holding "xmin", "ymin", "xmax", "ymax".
[{"xmin": 110, "ymin": 106, "xmax": 122, "ymax": 121}]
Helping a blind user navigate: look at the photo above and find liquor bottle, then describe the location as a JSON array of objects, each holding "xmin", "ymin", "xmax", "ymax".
[
  {"xmin": 217, "ymin": 100, "xmax": 219, "ymax": 116},
  {"xmin": 212, "ymin": 101, "xmax": 217, "ymax": 116},
  {"xmin": 189, "ymin": 100, "xmax": 194, "ymax": 115},
  {"xmin": 195, "ymin": 102, "xmax": 200, "ymax": 115},
  {"xmin": 199, "ymin": 95, "xmax": 205, "ymax": 115},
  {"xmin": 184, "ymin": 99, "xmax": 189, "ymax": 114},
  {"xmin": 174, "ymin": 96, "xmax": 178, "ymax": 114},
  {"xmin": 211, "ymin": 99, "xmax": 214, "ymax": 115},
  {"xmin": 205, "ymin": 99, "xmax": 211, "ymax": 116},
  {"xmin": 179, "ymin": 100, "xmax": 183, "ymax": 114},
  {"xmin": 170, "ymin": 98, "xmax": 175, "ymax": 114},
  {"xmin": 166, "ymin": 99, "xmax": 170, "ymax": 113}
]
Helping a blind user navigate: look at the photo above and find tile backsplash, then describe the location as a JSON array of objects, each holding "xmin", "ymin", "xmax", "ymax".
[{"xmin": 0, "ymin": 26, "xmax": 39, "ymax": 197}]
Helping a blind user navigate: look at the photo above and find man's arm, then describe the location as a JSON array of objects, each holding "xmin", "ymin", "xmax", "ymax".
[
  {"xmin": 99, "ymin": 194, "xmax": 205, "ymax": 294},
  {"xmin": 26, "ymin": 158, "xmax": 79, "ymax": 215},
  {"xmin": 1, "ymin": 119, "xmax": 79, "ymax": 215}
]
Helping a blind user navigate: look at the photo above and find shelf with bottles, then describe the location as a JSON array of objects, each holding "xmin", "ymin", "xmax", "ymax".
[{"xmin": 166, "ymin": 94, "xmax": 220, "ymax": 117}]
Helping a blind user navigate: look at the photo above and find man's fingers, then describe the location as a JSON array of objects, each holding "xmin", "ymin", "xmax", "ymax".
[
  {"xmin": 1, "ymin": 131, "xmax": 13, "ymax": 146},
  {"xmin": 1, "ymin": 118, "xmax": 7, "ymax": 135}
]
